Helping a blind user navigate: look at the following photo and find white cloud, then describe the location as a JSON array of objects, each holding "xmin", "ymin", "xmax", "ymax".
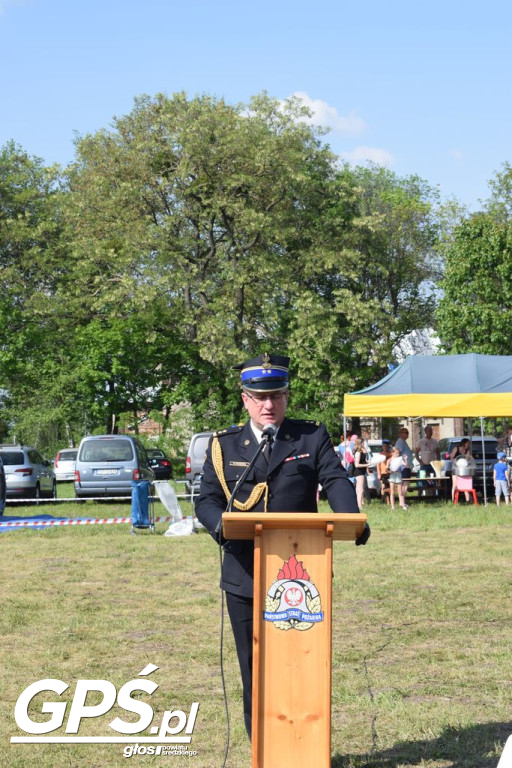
[
  {"xmin": 448, "ymin": 149, "xmax": 464, "ymax": 163},
  {"xmin": 288, "ymin": 91, "xmax": 367, "ymax": 136},
  {"xmin": 341, "ymin": 146, "xmax": 395, "ymax": 168}
]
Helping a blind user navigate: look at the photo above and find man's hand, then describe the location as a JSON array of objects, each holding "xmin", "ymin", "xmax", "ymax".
[{"xmin": 355, "ymin": 522, "xmax": 371, "ymax": 546}]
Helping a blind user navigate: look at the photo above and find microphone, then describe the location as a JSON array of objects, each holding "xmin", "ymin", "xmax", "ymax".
[{"xmin": 262, "ymin": 423, "xmax": 277, "ymax": 442}]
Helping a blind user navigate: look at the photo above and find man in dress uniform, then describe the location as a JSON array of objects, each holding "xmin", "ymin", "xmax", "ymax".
[{"xmin": 195, "ymin": 353, "xmax": 369, "ymax": 737}]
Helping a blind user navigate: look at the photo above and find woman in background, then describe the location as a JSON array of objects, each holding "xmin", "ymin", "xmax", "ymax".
[
  {"xmin": 450, "ymin": 438, "xmax": 473, "ymax": 502},
  {"xmin": 353, "ymin": 437, "xmax": 371, "ymax": 509}
]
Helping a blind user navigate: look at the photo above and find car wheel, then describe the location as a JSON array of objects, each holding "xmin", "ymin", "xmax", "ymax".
[
  {"xmin": 48, "ymin": 480, "xmax": 57, "ymax": 499},
  {"xmin": 34, "ymin": 484, "xmax": 41, "ymax": 505}
]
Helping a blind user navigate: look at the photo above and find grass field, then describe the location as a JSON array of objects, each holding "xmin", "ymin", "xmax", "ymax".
[{"xmin": 1, "ymin": 487, "xmax": 511, "ymax": 767}]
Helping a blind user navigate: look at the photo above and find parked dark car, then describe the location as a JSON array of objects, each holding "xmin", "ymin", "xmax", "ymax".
[
  {"xmin": 146, "ymin": 449, "xmax": 173, "ymax": 480},
  {"xmin": 438, "ymin": 436, "xmax": 498, "ymax": 493}
]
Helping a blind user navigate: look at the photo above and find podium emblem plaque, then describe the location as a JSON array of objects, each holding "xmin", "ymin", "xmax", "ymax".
[{"xmin": 264, "ymin": 554, "xmax": 323, "ymax": 630}]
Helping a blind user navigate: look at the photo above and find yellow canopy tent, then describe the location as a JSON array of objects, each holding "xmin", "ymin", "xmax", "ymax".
[
  {"xmin": 344, "ymin": 353, "xmax": 512, "ymax": 418},
  {"xmin": 344, "ymin": 353, "xmax": 512, "ymax": 505}
]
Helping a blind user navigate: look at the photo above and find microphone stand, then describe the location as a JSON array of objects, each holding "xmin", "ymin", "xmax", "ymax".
[{"xmin": 215, "ymin": 427, "xmax": 275, "ymax": 535}]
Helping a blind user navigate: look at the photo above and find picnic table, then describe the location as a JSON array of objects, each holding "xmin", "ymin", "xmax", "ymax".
[{"xmin": 404, "ymin": 474, "xmax": 451, "ymax": 500}]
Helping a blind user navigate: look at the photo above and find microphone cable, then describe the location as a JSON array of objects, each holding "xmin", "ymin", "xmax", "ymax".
[
  {"xmin": 217, "ymin": 540, "xmax": 230, "ymax": 768},
  {"xmin": 214, "ymin": 424, "xmax": 277, "ymax": 767}
]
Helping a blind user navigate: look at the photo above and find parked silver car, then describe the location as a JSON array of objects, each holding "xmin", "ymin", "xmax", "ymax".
[
  {"xmin": 74, "ymin": 435, "xmax": 154, "ymax": 498},
  {"xmin": 0, "ymin": 456, "xmax": 5, "ymax": 514},
  {"xmin": 185, "ymin": 431, "xmax": 213, "ymax": 496},
  {"xmin": 0, "ymin": 444, "xmax": 56, "ymax": 500},
  {"xmin": 53, "ymin": 448, "xmax": 78, "ymax": 482}
]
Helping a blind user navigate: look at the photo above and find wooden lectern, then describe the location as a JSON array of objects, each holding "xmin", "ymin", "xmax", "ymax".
[{"xmin": 222, "ymin": 511, "xmax": 367, "ymax": 768}]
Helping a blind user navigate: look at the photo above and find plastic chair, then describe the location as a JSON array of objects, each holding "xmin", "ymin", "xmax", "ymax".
[
  {"xmin": 454, "ymin": 489, "xmax": 478, "ymax": 505},
  {"xmin": 454, "ymin": 476, "xmax": 478, "ymax": 505}
]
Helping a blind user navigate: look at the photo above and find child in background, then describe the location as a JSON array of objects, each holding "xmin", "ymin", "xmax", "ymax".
[
  {"xmin": 389, "ymin": 446, "xmax": 409, "ymax": 510},
  {"xmin": 377, "ymin": 443, "xmax": 392, "ymax": 504},
  {"xmin": 493, "ymin": 452, "xmax": 510, "ymax": 506}
]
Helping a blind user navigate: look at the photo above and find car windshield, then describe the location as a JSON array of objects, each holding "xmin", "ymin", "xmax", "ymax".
[
  {"xmin": 0, "ymin": 452, "xmax": 25, "ymax": 465},
  {"xmin": 59, "ymin": 451, "xmax": 77, "ymax": 461},
  {"xmin": 148, "ymin": 450, "xmax": 165, "ymax": 458},
  {"xmin": 449, "ymin": 439, "xmax": 498, "ymax": 459},
  {"xmin": 468, "ymin": 441, "xmax": 498, "ymax": 459},
  {"xmin": 79, "ymin": 442, "xmax": 134, "ymax": 462},
  {"xmin": 192, "ymin": 437, "xmax": 211, "ymax": 459}
]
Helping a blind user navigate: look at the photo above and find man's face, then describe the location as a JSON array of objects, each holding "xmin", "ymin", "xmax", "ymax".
[
  {"xmin": 241, "ymin": 389, "xmax": 289, "ymax": 431},
  {"xmin": 399, "ymin": 429, "xmax": 409, "ymax": 440},
  {"xmin": 425, "ymin": 426, "xmax": 433, "ymax": 439}
]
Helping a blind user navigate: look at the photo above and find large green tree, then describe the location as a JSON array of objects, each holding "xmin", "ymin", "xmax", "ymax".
[
  {"xmin": 0, "ymin": 142, "xmax": 76, "ymax": 449},
  {"xmin": 63, "ymin": 92, "xmax": 336, "ymax": 430},
  {"xmin": 0, "ymin": 94, "xmax": 449, "ymax": 446},
  {"xmin": 436, "ymin": 212, "xmax": 512, "ymax": 354},
  {"xmin": 284, "ymin": 165, "xmax": 442, "ymax": 427}
]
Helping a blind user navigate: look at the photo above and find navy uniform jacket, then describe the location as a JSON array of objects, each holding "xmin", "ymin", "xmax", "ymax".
[{"xmin": 195, "ymin": 417, "xmax": 359, "ymax": 598}]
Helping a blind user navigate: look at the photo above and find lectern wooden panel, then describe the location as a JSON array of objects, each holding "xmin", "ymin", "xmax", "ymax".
[{"xmin": 222, "ymin": 512, "xmax": 367, "ymax": 768}]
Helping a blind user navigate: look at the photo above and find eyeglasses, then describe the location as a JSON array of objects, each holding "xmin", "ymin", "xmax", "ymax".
[{"xmin": 244, "ymin": 392, "xmax": 287, "ymax": 405}]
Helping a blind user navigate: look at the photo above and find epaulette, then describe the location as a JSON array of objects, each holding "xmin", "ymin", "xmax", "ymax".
[
  {"xmin": 297, "ymin": 419, "xmax": 321, "ymax": 426},
  {"xmin": 213, "ymin": 424, "xmax": 243, "ymax": 438}
]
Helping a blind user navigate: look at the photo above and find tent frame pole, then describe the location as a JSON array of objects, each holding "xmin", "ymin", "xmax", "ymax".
[{"xmin": 480, "ymin": 416, "xmax": 487, "ymax": 506}]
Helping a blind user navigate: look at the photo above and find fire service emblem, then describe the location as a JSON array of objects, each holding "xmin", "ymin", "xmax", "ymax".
[{"xmin": 264, "ymin": 554, "xmax": 323, "ymax": 631}]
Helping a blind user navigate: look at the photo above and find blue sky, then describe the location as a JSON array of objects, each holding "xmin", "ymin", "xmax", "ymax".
[{"xmin": 1, "ymin": 0, "xmax": 511, "ymax": 211}]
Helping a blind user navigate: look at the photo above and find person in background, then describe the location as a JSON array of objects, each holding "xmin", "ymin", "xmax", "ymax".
[
  {"xmin": 493, "ymin": 452, "xmax": 510, "ymax": 506},
  {"xmin": 343, "ymin": 435, "xmax": 357, "ymax": 483},
  {"xmin": 450, "ymin": 438, "xmax": 473, "ymax": 502},
  {"xmin": 346, "ymin": 434, "xmax": 358, "ymax": 464},
  {"xmin": 353, "ymin": 436, "xmax": 371, "ymax": 509},
  {"xmin": 361, "ymin": 429, "xmax": 373, "ymax": 502},
  {"xmin": 388, "ymin": 446, "xmax": 409, "ymax": 510},
  {"xmin": 499, "ymin": 427, "xmax": 512, "ymax": 458},
  {"xmin": 415, "ymin": 426, "xmax": 440, "ymax": 478},
  {"xmin": 361, "ymin": 429, "xmax": 373, "ymax": 458},
  {"xmin": 395, "ymin": 426, "xmax": 414, "ymax": 499},
  {"xmin": 377, "ymin": 442, "xmax": 392, "ymax": 504}
]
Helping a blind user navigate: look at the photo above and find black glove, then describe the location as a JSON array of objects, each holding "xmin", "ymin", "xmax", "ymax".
[{"xmin": 355, "ymin": 522, "xmax": 371, "ymax": 546}]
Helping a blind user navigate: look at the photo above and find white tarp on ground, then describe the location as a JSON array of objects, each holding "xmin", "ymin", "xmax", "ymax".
[
  {"xmin": 153, "ymin": 481, "xmax": 205, "ymax": 536},
  {"xmin": 153, "ymin": 481, "xmax": 183, "ymax": 521}
]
